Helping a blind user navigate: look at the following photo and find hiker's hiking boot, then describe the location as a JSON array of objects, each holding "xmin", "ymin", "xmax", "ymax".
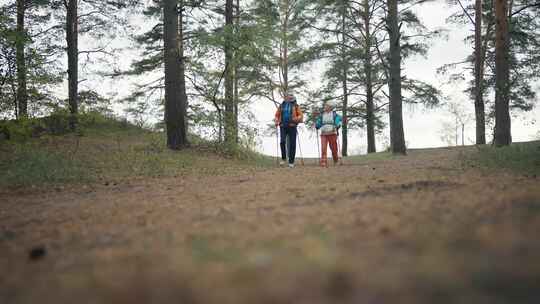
[
  {"xmin": 320, "ymin": 160, "xmax": 328, "ymax": 168},
  {"xmin": 288, "ymin": 163, "xmax": 295, "ymax": 168},
  {"xmin": 279, "ymin": 160, "xmax": 286, "ymax": 166}
]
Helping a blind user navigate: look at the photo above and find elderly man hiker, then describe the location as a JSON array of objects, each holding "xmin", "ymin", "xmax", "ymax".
[
  {"xmin": 274, "ymin": 94, "xmax": 304, "ymax": 168},
  {"xmin": 315, "ymin": 101, "xmax": 342, "ymax": 167}
]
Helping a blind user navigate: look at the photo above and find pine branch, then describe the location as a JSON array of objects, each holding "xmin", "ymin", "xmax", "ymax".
[
  {"xmin": 511, "ymin": 1, "xmax": 540, "ymax": 16},
  {"xmin": 455, "ymin": 0, "xmax": 475, "ymax": 25}
]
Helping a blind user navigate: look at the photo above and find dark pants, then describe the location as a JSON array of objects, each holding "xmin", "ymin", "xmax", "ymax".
[{"xmin": 280, "ymin": 126, "xmax": 297, "ymax": 164}]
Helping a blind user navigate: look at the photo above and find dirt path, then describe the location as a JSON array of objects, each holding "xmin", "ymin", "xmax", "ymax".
[{"xmin": 1, "ymin": 147, "xmax": 539, "ymax": 303}]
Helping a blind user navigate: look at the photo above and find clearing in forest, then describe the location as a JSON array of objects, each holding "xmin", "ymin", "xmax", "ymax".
[{"xmin": 1, "ymin": 143, "xmax": 540, "ymax": 303}]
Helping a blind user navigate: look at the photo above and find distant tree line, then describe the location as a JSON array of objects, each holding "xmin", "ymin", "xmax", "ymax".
[{"xmin": 443, "ymin": 0, "xmax": 540, "ymax": 146}]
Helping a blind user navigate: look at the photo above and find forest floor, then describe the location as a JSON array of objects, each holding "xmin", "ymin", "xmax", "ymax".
[{"xmin": 1, "ymin": 142, "xmax": 540, "ymax": 303}]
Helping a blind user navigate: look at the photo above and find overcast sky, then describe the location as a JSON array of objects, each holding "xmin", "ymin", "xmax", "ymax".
[{"xmin": 254, "ymin": 0, "xmax": 540, "ymax": 157}]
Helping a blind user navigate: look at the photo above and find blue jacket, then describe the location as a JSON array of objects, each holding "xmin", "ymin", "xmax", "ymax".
[{"xmin": 316, "ymin": 111, "xmax": 342, "ymax": 130}]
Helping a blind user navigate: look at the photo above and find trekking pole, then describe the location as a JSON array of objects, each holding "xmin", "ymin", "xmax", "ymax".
[
  {"xmin": 275, "ymin": 125, "xmax": 280, "ymax": 166},
  {"xmin": 316, "ymin": 128, "xmax": 321, "ymax": 165},
  {"xmin": 336, "ymin": 133, "xmax": 343, "ymax": 166},
  {"xmin": 297, "ymin": 128, "xmax": 305, "ymax": 166}
]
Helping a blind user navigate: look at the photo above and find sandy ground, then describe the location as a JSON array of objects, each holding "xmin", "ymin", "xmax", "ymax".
[{"xmin": 1, "ymin": 147, "xmax": 539, "ymax": 304}]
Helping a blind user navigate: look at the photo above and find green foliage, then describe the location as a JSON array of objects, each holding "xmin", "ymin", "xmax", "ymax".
[
  {"xmin": 444, "ymin": 0, "xmax": 539, "ymax": 115},
  {"xmin": 466, "ymin": 141, "xmax": 540, "ymax": 175},
  {"xmin": 0, "ymin": 1, "xmax": 64, "ymax": 119},
  {"xmin": 0, "ymin": 101, "xmax": 127, "ymax": 142},
  {"xmin": 0, "ymin": 144, "xmax": 88, "ymax": 186},
  {"xmin": 41, "ymin": 109, "xmax": 71, "ymax": 135},
  {"xmin": 237, "ymin": 0, "xmax": 318, "ymax": 103},
  {"xmin": 0, "ymin": 115, "xmax": 271, "ymax": 188},
  {"xmin": 216, "ymin": 142, "xmax": 273, "ymax": 164},
  {"xmin": 0, "ymin": 118, "xmax": 43, "ymax": 141},
  {"xmin": 346, "ymin": 151, "xmax": 394, "ymax": 162},
  {"xmin": 307, "ymin": 0, "xmax": 441, "ymax": 143}
]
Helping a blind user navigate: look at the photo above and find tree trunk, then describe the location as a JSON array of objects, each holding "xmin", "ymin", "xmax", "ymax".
[
  {"xmin": 341, "ymin": 0, "xmax": 348, "ymax": 157},
  {"xmin": 233, "ymin": 0, "xmax": 240, "ymax": 143},
  {"xmin": 66, "ymin": 0, "xmax": 78, "ymax": 130},
  {"xmin": 280, "ymin": 0, "xmax": 289, "ymax": 96},
  {"xmin": 462, "ymin": 123, "xmax": 465, "ymax": 146},
  {"xmin": 164, "ymin": 0, "xmax": 187, "ymax": 149},
  {"xmin": 494, "ymin": 0, "xmax": 511, "ymax": 146},
  {"xmin": 363, "ymin": 0, "xmax": 376, "ymax": 154},
  {"xmin": 474, "ymin": 0, "xmax": 486, "ymax": 144},
  {"xmin": 16, "ymin": 0, "xmax": 27, "ymax": 119},
  {"xmin": 178, "ymin": 0, "xmax": 188, "ymax": 145},
  {"xmin": 455, "ymin": 116, "xmax": 459, "ymax": 146},
  {"xmin": 386, "ymin": 0, "xmax": 406, "ymax": 154},
  {"xmin": 224, "ymin": 0, "xmax": 236, "ymax": 145}
]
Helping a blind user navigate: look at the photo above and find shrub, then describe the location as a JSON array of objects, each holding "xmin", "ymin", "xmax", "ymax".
[
  {"xmin": 0, "ymin": 118, "xmax": 47, "ymax": 142},
  {"xmin": 467, "ymin": 141, "xmax": 540, "ymax": 175},
  {"xmin": 41, "ymin": 109, "xmax": 71, "ymax": 135}
]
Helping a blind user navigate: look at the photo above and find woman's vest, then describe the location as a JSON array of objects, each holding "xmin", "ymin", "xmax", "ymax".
[{"xmin": 320, "ymin": 111, "xmax": 337, "ymax": 135}]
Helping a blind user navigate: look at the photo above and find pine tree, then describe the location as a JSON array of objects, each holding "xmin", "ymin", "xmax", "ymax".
[
  {"xmin": 494, "ymin": 0, "xmax": 511, "ymax": 146},
  {"xmin": 247, "ymin": 0, "xmax": 316, "ymax": 103},
  {"xmin": 65, "ymin": 0, "xmax": 77, "ymax": 129},
  {"xmin": 474, "ymin": 0, "xmax": 487, "ymax": 144},
  {"xmin": 444, "ymin": 0, "xmax": 540, "ymax": 144},
  {"xmin": 48, "ymin": 0, "xmax": 142, "ymax": 130},
  {"xmin": 15, "ymin": 0, "xmax": 27, "ymax": 118},
  {"xmin": 386, "ymin": 0, "xmax": 406, "ymax": 154},
  {"xmin": 125, "ymin": 1, "xmax": 227, "ymax": 141},
  {"xmin": 0, "ymin": 1, "xmax": 62, "ymax": 119},
  {"xmin": 308, "ymin": 0, "xmax": 440, "ymax": 155},
  {"xmin": 339, "ymin": 0, "xmax": 349, "ymax": 156},
  {"xmin": 164, "ymin": 0, "xmax": 187, "ymax": 149},
  {"xmin": 449, "ymin": 0, "xmax": 489, "ymax": 145},
  {"xmin": 224, "ymin": 0, "xmax": 236, "ymax": 145}
]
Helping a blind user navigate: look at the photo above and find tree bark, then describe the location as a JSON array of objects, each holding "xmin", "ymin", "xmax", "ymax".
[
  {"xmin": 164, "ymin": 0, "xmax": 187, "ymax": 149},
  {"xmin": 66, "ymin": 0, "xmax": 78, "ymax": 130},
  {"xmin": 224, "ymin": 0, "xmax": 236, "ymax": 145},
  {"xmin": 16, "ymin": 0, "xmax": 27, "ymax": 119},
  {"xmin": 341, "ymin": 0, "xmax": 348, "ymax": 157},
  {"xmin": 494, "ymin": 0, "xmax": 511, "ymax": 146},
  {"xmin": 363, "ymin": 0, "xmax": 376, "ymax": 154},
  {"xmin": 474, "ymin": 0, "xmax": 486, "ymax": 144},
  {"xmin": 178, "ymin": 0, "xmax": 188, "ymax": 145},
  {"xmin": 233, "ymin": 0, "xmax": 240, "ymax": 143},
  {"xmin": 386, "ymin": 0, "xmax": 406, "ymax": 154},
  {"xmin": 280, "ymin": 0, "xmax": 289, "ymax": 96}
]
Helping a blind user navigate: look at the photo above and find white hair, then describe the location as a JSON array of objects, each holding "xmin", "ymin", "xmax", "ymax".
[{"xmin": 323, "ymin": 100, "xmax": 336, "ymax": 108}]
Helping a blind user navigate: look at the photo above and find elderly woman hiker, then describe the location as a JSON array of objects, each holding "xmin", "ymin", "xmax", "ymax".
[
  {"xmin": 274, "ymin": 94, "xmax": 304, "ymax": 168},
  {"xmin": 315, "ymin": 101, "xmax": 342, "ymax": 167}
]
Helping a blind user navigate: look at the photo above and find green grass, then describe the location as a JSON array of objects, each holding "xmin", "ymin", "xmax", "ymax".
[
  {"xmin": 346, "ymin": 151, "xmax": 394, "ymax": 163},
  {"xmin": 0, "ymin": 117, "xmax": 272, "ymax": 189},
  {"xmin": 466, "ymin": 141, "xmax": 540, "ymax": 175},
  {"xmin": 0, "ymin": 145, "xmax": 90, "ymax": 186}
]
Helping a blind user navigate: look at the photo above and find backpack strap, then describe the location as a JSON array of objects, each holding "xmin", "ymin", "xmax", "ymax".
[{"xmin": 334, "ymin": 111, "xmax": 340, "ymax": 136}]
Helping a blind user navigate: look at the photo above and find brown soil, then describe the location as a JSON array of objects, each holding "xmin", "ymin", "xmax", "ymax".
[{"xmin": 1, "ymin": 147, "xmax": 539, "ymax": 304}]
